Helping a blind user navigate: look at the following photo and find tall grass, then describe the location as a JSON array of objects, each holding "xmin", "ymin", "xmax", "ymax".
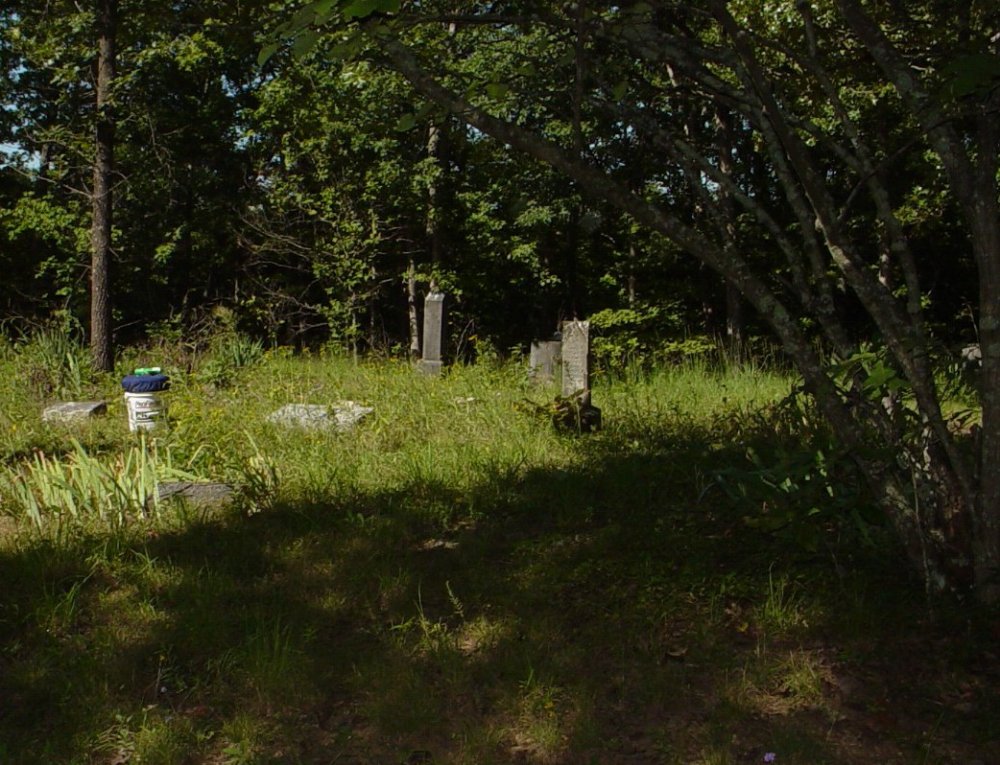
[
  {"xmin": 1, "ymin": 346, "xmax": 796, "ymax": 531},
  {"xmin": 11, "ymin": 324, "xmax": 92, "ymax": 400},
  {"xmin": 0, "ymin": 438, "xmax": 198, "ymax": 527},
  {"xmin": 159, "ymin": 352, "xmax": 570, "ymax": 517}
]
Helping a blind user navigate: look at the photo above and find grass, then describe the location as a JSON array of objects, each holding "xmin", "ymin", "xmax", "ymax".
[{"xmin": 0, "ymin": 339, "xmax": 998, "ymax": 764}]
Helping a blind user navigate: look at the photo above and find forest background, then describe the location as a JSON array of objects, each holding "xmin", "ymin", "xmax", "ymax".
[{"xmin": 2, "ymin": 0, "xmax": 1000, "ymax": 600}]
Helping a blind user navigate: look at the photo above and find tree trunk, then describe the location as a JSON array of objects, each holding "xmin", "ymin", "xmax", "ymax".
[
  {"xmin": 835, "ymin": 0, "xmax": 1000, "ymax": 599},
  {"xmin": 406, "ymin": 256, "xmax": 420, "ymax": 358},
  {"xmin": 715, "ymin": 110, "xmax": 744, "ymax": 353},
  {"xmin": 973, "ymin": 208, "xmax": 1000, "ymax": 600},
  {"xmin": 565, "ymin": 1, "xmax": 586, "ymax": 319},
  {"xmin": 627, "ymin": 241, "xmax": 637, "ymax": 308},
  {"xmin": 90, "ymin": 0, "xmax": 116, "ymax": 373},
  {"xmin": 426, "ymin": 122, "xmax": 443, "ymax": 271},
  {"xmin": 725, "ymin": 284, "xmax": 744, "ymax": 348},
  {"xmin": 969, "ymin": 96, "xmax": 1000, "ymax": 601}
]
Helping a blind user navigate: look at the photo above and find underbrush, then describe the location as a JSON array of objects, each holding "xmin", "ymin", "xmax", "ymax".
[{"xmin": 0, "ymin": 345, "xmax": 995, "ymax": 765}]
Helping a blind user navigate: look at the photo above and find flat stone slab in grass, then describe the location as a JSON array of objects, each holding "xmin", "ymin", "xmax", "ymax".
[
  {"xmin": 42, "ymin": 401, "xmax": 107, "ymax": 423},
  {"xmin": 267, "ymin": 401, "xmax": 374, "ymax": 431},
  {"xmin": 157, "ymin": 481, "xmax": 234, "ymax": 507}
]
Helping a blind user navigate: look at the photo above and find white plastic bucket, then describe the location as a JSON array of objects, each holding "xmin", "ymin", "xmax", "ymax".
[{"xmin": 124, "ymin": 391, "xmax": 163, "ymax": 431}]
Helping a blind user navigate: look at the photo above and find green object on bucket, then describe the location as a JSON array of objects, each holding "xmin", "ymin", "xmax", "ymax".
[{"xmin": 134, "ymin": 367, "xmax": 162, "ymax": 375}]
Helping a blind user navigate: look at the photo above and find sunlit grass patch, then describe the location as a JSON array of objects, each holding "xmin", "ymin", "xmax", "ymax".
[
  {"xmin": 0, "ymin": 438, "xmax": 199, "ymax": 528},
  {"xmin": 217, "ymin": 710, "xmax": 273, "ymax": 764},
  {"xmin": 93, "ymin": 708, "xmax": 205, "ymax": 765},
  {"xmin": 454, "ymin": 613, "xmax": 511, "ymax": 658},
  {"xmin": 732, "ymin": 648, "xmax": 836, "ymax": 718},
  {"xmin": 503, "ymin": 672, "xmax": 571, "ymax": 762}
]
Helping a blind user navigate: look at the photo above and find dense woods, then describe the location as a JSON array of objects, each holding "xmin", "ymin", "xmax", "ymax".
[{"xmin": 2, "ymin": 1, "xmax": 1000, "ymax": 598}]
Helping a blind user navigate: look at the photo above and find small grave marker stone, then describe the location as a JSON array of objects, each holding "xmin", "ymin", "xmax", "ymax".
[
  {"xmin": 42, "ymin": 401, "xmax": 107, "ymax": 423},
  {"xmin": 529, "ymin": 339, "xmax": 561, "ymax": 383}
]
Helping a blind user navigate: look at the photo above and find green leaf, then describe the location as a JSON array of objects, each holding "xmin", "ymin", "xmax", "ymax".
[
  {"xmin": 311, "ymin": 0, "xmax": 338, "ymax": 20},
  {"xmin": 291, "ymin": 29, "xmax": 320, "ymax": 59},
  {"xmin": 862, "ymin": 362, "xmax": 897, "ymax": 393},
  {"xmin": 414, "ymin": 101, "xmax": 437, "ymax": 121},
  {"xmin": 343, "ymin": 0, "xmax": 400, "ymax": 20},
  {"xmin": 329, "ymin": 31, "xmax": 365, "ymax": 60},
  {"xmin": 394, "ymin": 113, "xmax": 417, "ymax": 132},
  {"xmin": 290, "ymin": 4, "xmax": 320, "ymax": 31},
  {"xmin": 941, "ymin": 52, "xmax": 1000, "ymax": 99},
  {"xmin": 486, "ymin": 82, "xmax": 510, "ymax": 100}
]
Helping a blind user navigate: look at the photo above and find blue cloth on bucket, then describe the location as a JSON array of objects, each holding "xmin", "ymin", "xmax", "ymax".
[{"xmin": 121, "ymin": 374, "xmax": 170, "ymax": 393}]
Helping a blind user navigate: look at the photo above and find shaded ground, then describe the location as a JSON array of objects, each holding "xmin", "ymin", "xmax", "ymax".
[{"xmin": 3, "ymin": 474, "xmax": 997, "ymax": 763}]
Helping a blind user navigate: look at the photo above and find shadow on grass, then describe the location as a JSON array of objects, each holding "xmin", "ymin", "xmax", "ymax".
[{"xmin": 1, "ymin": 429, "xmax": 998, "ymax": 764}]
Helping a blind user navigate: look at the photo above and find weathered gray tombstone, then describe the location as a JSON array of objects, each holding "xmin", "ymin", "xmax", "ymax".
[
  {"xmin": 558, "ymin": 320, "xmax": 601, "ymax": 431},
  {"xmin": 529, "ymin": 339, "xmax": 562, "ymax": 383},
  {"xmin": 42, "ymin": 401, "xmax": 107, "ymax": 423},
  {"xmin": 266, "ymin": 401, "xmax": 374, "ymax": 431},
  {"xmin": 560, "ymin": 320, "xmax": 590, "ymax": 397},
  {"xmin": 418, "ymin": 291, "xmax": 446, "ymax": 375}
]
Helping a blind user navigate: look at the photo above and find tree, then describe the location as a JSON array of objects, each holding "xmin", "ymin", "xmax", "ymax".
[
  {"xmin": 275, "ymin": 0, "xmax": 1000, "ymax": 599},
  {"xmin": 245, "ymin": 46, "xmax": 441, "ymax": 349},
  {"xmin": 1, "ymin": 1, "xmax": 270, "ymax": 346},
  {"xmin": 90, "ymin": 0, "xmax": 116, "ymax": 371}
]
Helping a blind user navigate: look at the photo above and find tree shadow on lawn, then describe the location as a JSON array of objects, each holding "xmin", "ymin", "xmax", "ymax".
[{"xmin": 1, "ymin": 436, "xmax": 998, "ymax": 764}]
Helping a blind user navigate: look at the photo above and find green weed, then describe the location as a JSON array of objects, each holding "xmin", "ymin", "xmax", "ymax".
[
  {"xmin": 198, "ymin": 332, "xmax": 265, "ymax": 388},
  {"xmin": 242, "ymin": 617, "xmax": 306, "ymax": 707},
  {"xmin": 13, "ymin": 323, "xmax": 91, "ymax": 400},
  {"xmin": 757, "ymin": 571, "xmax": 809, "ymax": 639}
]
